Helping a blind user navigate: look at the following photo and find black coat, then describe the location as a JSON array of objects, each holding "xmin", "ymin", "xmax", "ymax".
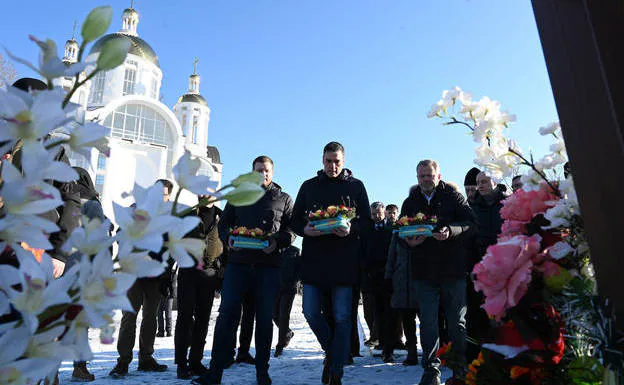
[
  {"xmin": 279, "ymin": 245, "xmax": 301, "ymax": 291},
  {"xmin": 399, "ymin": 181, "xmax": 476, "ymax": 282},
  {"xmin": 469, "ymin": 188, "xmax": 506, "ymax": 267},
  {"xmin": 218, "ymin": 182, "xmax": 295, "ymax": 266},
  {"xmin": 185, "ymin": 205, "xmax": 224, "ymax": 277},
  {"xmin": 291, "ymin": 169, "xmax": 372, "ymax": 287},
  {"xmin": 361, "ymin": 220, "xmax": 393, "ymax": 272}
]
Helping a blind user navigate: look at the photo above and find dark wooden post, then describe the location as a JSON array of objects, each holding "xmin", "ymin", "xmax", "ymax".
[{"xmin": 531, "ymin": 0, "xmax": 624, "ymax": 334}]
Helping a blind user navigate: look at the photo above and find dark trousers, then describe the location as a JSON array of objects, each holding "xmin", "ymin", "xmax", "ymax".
[
  {"xmin": 117, "ymin": 277, "xmax": 161, "ymax": 364},
  {"xmin": 415, "ymin": 278, "xmax": 467, "ymax": 376},
  {"xmin": 273, "ymin": 289, "xmax": 296, "ymax": 346},
  {"xmin": 157, "ymin": 296, "xmax": 173, "ymax": 334},
  {"xmin": 399, "ymin": 309, "xmax": 419, "ymax": 353},
  {"xmin": 232, "ymin": 293, "xmax": 255, "ymax": 356},
  {"xmin": 369, "ymin": 271, "xmax": 396, "ymax": 353},
  {"xmin": 466, "ymin": 279, "xmax": 489, "ymax": 361},
  {"xmin": 360, "ymin": 272, "xmax": 377, "ymax": 341},
  {"xmin": 208, "ymin": 263, "xmax": 280, "ymax": 377},
  {"xmin": 174, "ymin": 268, "xmax": 219, "ymax": 365}
]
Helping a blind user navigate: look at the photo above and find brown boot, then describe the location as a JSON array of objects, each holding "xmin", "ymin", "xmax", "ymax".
[{"xmin": 72, "ymin": 362, "xmax": 95, "ymax": 382}]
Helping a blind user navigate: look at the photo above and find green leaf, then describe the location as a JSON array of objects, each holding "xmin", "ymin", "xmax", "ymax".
[
  {"xmin": 231, "ymin": 171, "xmax": 263, "ymax": 187},
  {"xmin": 223, "ymin": 182, "xmax": 264, "ymax": 206},
  {"xmin": 96, "ymin": 38, "xmax": 130, "ymax": 70},
  {"xmin": 81, "ymin": 6, "xmax": 113, "ymax": 43}
]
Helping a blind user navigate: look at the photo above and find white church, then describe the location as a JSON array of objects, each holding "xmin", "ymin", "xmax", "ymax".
[{"xmin": 59, "ymin": 6, "xmax": 222, "ymax": 219}]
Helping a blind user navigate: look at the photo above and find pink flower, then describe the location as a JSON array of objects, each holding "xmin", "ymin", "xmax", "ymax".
[
  {"xmin": 472, "ymin": 234, "xmax": 542, "ymax": 320},
  {"xmin": 500, "ymin": 184, "xmax": 559, "ymax": 222},
  {"xmin": 500, "ymin": 220, "xmax": 526, "ymax": 237}
]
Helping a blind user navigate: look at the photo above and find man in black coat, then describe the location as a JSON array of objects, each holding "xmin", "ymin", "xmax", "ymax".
[
  {"xmin": 272, "ymin": 245, "xmax": 301, "ymax": 357},
  {"xmin": 362, "ymin": 201, "xmax": 395, "ymax": 362},
  {"xmin": 194, "ymin": 156, "xmax": 295, "ymax": 385},
  {"xmin": 175, "ymin": 197, "xmax": 223, "ymax": 379},
  {"xmin": 400, "ymin": 160, "xmax": 476, "ymax": 385},
  {"xmin": 291, "ymin": 142, "xmax": 372, "ymax": 385}
]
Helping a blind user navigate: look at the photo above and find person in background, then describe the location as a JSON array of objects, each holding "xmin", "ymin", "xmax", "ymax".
[
  {"xmin": 463, "ymin": 167, "xmax": 480, "ymax": 204},
  {"xmin": 511, "ymin": 175, "xmax": 523, "ymax": 193},
  {"xmin": 385, "ymin": 204, "xmax": 400, "ymax": 225},
  {"xmin": 109, "ymin": 179, "xmax": 173, "ymax": 377},
  {"xmin": 273, "ymin": 245, "xmax": 301, "ymax": 357},
  {"xmin": 157, "ymin": 260, "xmax": 176, "ymax": 338}
]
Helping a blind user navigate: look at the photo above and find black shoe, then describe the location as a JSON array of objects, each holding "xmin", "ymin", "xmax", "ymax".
[
  {"xmin": 189, "ymin": 361, "xmax": 209, "ymax": 376},
  {"xmin": 256, "ymin": 373, "xmax": 272, "ymax": 385},
  {"xmin": 418, "ymin": 370, "xmax": 441, "ymax": 385},
  {"xmin": 191, "ymin": 370, "xmax": 222, "ymax": 385},
  {"xmin": 402, "ymin": 356, "xmax": 419, "ymax": 366},
  {"xmin": 166, "ymin": 331, "xmax": 172, "ymax": 337},
  {"xmin": 321, "ymin": 358, "xmax": 330, "ymax": 384},
  {"xmin": 109, "ymin": 362, "xmax": 129, "ymax": 378},
  {"xmin": 235, "ymin": 352, "xmax": 256, "ymax": 365},
  {"xmin": 137, "ymin": 358, "xmax": 168, "ymax": 372},
  {"xmin": 274, "ymin": 345, "xmax": 284, "ymax": 357},
  {"xmin": 364, "ymin": 338, "xmax": 378, "ymax": 347},
  {"xmin": 345, "ymin": 355, "xmax": 354, "ymax": 365},
  {"xmin": 382, "ymin": 352, "xmax": 394, "ymax": 363},
  {"xmin": 223, "ymin": 357, "xmax": 235, "ymax": 369},
  {"xmin": 284, "ymin": 330, "xmax": 294, "ymax": 347},
  {"xmin": 177, "ymin": 364, "xmax": 192, "ymax": 379},
  {"xmin": 328, "ymin": 374, "xmax": 342, "ymax": 385},
  {"xmin": 395, "ymin": 341, "xmax": 407, "ymax": 350},
  {"xmin": 156, "ymin": 331, "xmax": 165, "ymax": 338},
  {"xmin": 373, "ymin": 343, "xmax": 384, "ymax": 351}
]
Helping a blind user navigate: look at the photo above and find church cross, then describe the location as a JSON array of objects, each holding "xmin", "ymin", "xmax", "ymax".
[{"xmin": 193, "ymin": 57, "xmax": 199, "ymax": 74}]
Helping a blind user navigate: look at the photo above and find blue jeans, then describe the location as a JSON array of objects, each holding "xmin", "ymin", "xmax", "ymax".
[
  {"xmin": 208, "ymin": 263, "xmax": 280, "ymax": 377},
  {"xmin": 415, "ymin": 278, "xmax": 467, "ymax": 376},
  {"xmin": 303, "ymin": 284, "xmax": 352, "ymax": 378}
]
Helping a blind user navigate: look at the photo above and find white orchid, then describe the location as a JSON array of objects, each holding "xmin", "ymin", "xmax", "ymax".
[
  {"xmin": 63, "ymin": 121, "xmax": 111, "ymax": 158},
  {"xmin": 74, "ymin": 249, "xmax": 135, "ymax": 327},
  {"xmin": 173, "ymin": 149, "xmax": 219, "ymax": 196},
  {"xmin": 117, "ymin": 250, "xmax": 164, "ymax": 278},
  {"xmin": 0, "ymin": 161, "xmax": 64, "ymax": 216},
  {"xmin": 0, "ymin": 87, "xmax": 68, "ymax": 145},
  {"xmin": 427, "ymin": 100, "xmax": 445, "ymax": 118},
  {"xmin": 0, "ymin": 214, "xmax": 58, "ymax": 250},
  {"xmin": 520, "ymin": 168, "xmax": 545, "ymax": 192},
  {"xmin": 0, "ymin": 248, "xmax": 73, "ymax": 333},
  {"xmin": 163, "ymin": 216, "xmax": 205, "ymax": 268},
  {"xmin": 539, "ymin": 121, "xmax": 561, "ymax": 137},
  {"xmin": 547, "ymin": 241, "xmax": 575, "ymax": 260},
  {"xmin": 100, "ymin": 316, "xmax": 116, "ymax": 344},
  {"xmin": 559, "ymin": 176, "xmax": 579, "ymax": 206},
  {"xmin": 20, "ymin": 141, "xmax": 78, "ymax": 183},
  {"xmin": 59, "ymin": 310, "xmax": 93, "ymax": 361},
  {"xmin": 62, "ymin": 216, "xmax": 114, "ymax": 257},
  {"xmin": 543, "ymin": 200, "xmax": 575, "ymax": 229},
  {"xmin": 114, "ymin": 182, "xmax": 178, "ymax": 255},
  {"xmin": 0, "ymin": 325, "xmax": 60, "ymax": 385},
  {"xmin": 24, "ymin": 325, "xmax": 75, "ymax": 379}
]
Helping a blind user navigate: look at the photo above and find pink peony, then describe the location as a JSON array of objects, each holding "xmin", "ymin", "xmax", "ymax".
[
  {"xmin": 500, "ymin": 220, "xmax": 526, "ymax": 237},
  {"xmin": 500, "ymin": 184, "xmax": 559, "ymax": 222},
  {"xmin": 472, "ymin": 234, "xmax": 542, "ymax": 320}
]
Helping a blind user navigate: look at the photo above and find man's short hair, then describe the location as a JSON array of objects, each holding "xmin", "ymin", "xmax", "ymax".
[
  {"xmin": 252, "ymin": 155, "xmax": 274, "ymax": 169},
  {"xmin": 417, "ymin": 159, "xmax": 440, "ymax": 173},
  {"xmin": 157, "ymin": 179, "xmax": 173, "ymax": 194},
  {"xmin": 370, "ymin": 201, "xmax": 385, "ymax": 211},
  {"xmin": 385, "ymin": 204, "xmax": 399, "ymax": 212},
  {"xmin": 512, "ymin": 175, "xmax": 522, "ymax": 182},
  {"xmin": 323, "ymin": 141, "xmax": 345, "ymax": 155}
]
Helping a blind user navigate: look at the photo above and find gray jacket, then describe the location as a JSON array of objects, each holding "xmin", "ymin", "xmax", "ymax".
[{"xmin": 385, "ymin": 233, "xmax": 419, "ymax": 309}]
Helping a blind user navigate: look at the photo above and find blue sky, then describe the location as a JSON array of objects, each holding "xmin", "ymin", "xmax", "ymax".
[{"xmin": 1, "ymin": 0, "xmax": 559, "ymax": 209}]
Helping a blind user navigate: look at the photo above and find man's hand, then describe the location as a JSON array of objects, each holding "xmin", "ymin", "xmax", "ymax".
[
  {"xmin": 52, "ymin": 259, "xmax": 65, "ymax": 278},
  {"xmin": 332, "ymin": 222, "xmax": 351, "ymax": 238},
  {"xmin": 304, "ymin": 222, "xmax": 323, "ymax": 237},
  {"xmin": 405, "ymin": 235, "xmax": 427, "ymax": 247},
  {"xmin": 432, "ymin": 226, "xmax": 450, "ymax": 241},
  {"xmin": 262, "ymin": 238, "xmax": 277, "ymax": 254},
  {"xmin": 228, "ymin": 237, "xmax": 242, "ymax": 251}
]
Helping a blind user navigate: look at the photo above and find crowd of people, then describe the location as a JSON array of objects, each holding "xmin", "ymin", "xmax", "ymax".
[{"xmin": 3, "ymin": 79, "xmax": 524, "ymax": 385}]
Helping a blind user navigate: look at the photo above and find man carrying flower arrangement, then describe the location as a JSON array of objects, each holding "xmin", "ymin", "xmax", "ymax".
[
  {"xmin": 194, "ymin": 155, "xmax": 295, "ymax": 385},
  {"xmin": 291, "ymin": 141, "xmax": 372, "ymax": 385},
  {"xmin": 400, "ymin": 159, "xmax": 476, "ymax": 385}
]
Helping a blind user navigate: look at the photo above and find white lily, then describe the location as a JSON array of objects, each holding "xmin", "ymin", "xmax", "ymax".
[
  {"xmin": 74, "ymin": 249, "xmax": 135, "ymax": 327},
  {"xmin": 173, "ymin": 149, "xmax": 219, "ymax": 196},
  {"xmin": 163, "ymin": 216, "xmax": 205, "ymax": 268},
  {"xmin": 20, "ymin": 141, "xmax": 78, "ymax": 183},
  {"xmin": 0, "ymin": 214, "xmax": 59, "ymax": 250},
  {"xmin": 62, "ymin": 216, "xmax": 114, "ymax": 257},
  {"xmin": 0, "ymin": 87, "xmax": 68, "ymax": 145},
  {"xmin": 117, "ymin": 250, "xmax": 164, "ymax": 278},
  {"xmin": 2, "ymin": 248, "xmax": 73, "ymax": 333},
  {"xmin": 114, "ymin": 183, "xmax": 178, "ymax": 255},
  {"xmin": 0, "ymin": 325, "xmax": 60, "ymax": 385},
  {"xmin": 64, "ymin": 121, "xmax": 111, "ymax": 158},
  {"xmin": 0, "ymin": 161, "xmax": 63, "ymax": 216}
]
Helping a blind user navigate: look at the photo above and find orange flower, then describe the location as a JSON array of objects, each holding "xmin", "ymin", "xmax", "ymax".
[
  {"xmin": 436, "ymin": 342, "xmax": 452, "ymax": 357},
  {"xmin": 21, "ymin": 242, "xmax": 44, "ymax": 262},
  {"xmin": 510, "ymin": 366, "xmax": 530, "ymax": 379}
]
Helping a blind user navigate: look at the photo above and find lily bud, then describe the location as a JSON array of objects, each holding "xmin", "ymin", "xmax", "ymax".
[
  {"xmin": 96, "ymin": 38, "xmax": 130, "ymax": 70},
  {"xmin": 231, "ymin": 171, "xmax": 263, "ymax": 187},
  {"xmin": 223, "ymin": 182, "xmax": 264, "ymax": 206},
  {"xmin": 82, "ymin": 6, "xmax": 113, "ymax": 43}
]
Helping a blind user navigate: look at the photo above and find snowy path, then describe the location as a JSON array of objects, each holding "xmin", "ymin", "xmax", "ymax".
[{"xmin": 58, "ymin": 296, "xmax": 451, "ymax": 384}]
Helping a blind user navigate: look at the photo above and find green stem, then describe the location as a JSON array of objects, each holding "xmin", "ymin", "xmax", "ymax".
[
  {"xmin": 44, "ymin": 138, "xmax": 70, "ymax": 151},
  {"xmin": 176, "ymin": 196, "xmax": 222, "ymax": 217},
  {"xmin": 444, "ymin": 117, "xmax": 475, "ymax": 132},
  {"xmin": 508, "ymin": 148, "xmax": 561, "ymax": 197},
  {"xmin": 170, "ymin": 188, "xmax": 183, "ymax": 216}
]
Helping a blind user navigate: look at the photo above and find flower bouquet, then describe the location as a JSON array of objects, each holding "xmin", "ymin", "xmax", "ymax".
[
  {"xmin": 230, "ymin": 227, "xmax": 272, "ymax": 249},
  {"xmin": 393, "ymin": 213, "xmax": 438, "ymax": 238},
  {"xmin": 308, "ymin": 205, "xmax": 356, "ymax": 234}
]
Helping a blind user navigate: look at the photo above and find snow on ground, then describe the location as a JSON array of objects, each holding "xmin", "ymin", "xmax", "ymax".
[{"xmin": 58, "ymin": 295, "xmax": 451, "ymax": 384}]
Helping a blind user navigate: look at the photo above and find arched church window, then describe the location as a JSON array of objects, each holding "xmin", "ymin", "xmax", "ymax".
[
  {"xmin": 123, "ymin": 61, "xmax": 137, "ymax": 96},
  {"xmin": 90, "ymin": 71, "xmax": 106, "ymax": 104},
  {"xmin": 182, "ymin": 114, "xmax": 188, "ymax": 136},
  {"xmin": 192, "ymin": 115, "xmax": 199, "ymax": 144}
]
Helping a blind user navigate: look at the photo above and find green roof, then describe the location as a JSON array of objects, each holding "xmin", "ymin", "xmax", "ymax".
[
  {"xmin": 177, "ymin": 93, "xmax": 208, "ymax": 106},
  {"xmin": 89, "ymin": 33, "xmax": 159, "ymax": 67}
]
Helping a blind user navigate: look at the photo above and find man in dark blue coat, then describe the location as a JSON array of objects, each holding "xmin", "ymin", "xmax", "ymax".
[{"xmin": 291, "ymin": 142, "xmax": 372, "ymax": 385}]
